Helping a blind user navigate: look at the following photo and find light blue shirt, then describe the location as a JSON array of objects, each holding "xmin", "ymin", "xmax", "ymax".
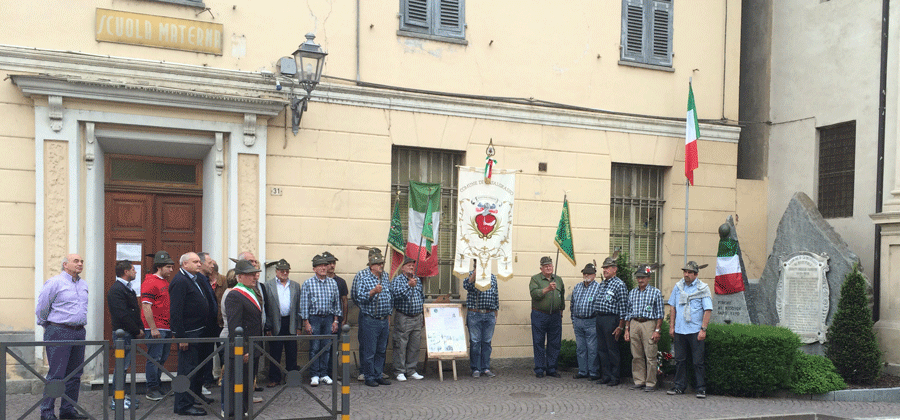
[{"xmin": 667, "ymin": 279, "xmax": 713, "ymax": 334}]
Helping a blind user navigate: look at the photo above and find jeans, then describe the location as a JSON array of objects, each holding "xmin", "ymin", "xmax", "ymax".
[
  {"xmin": 307, "ymin": 315, "xmax": 334, "ymax": 378},
  {"xmin": 673, "ymin": 332, "xmax": 706, "ymax": 392},
  {"xmin": 572, "ymin": 317, "xmax": 598, "ymax": 376},
  {"xmin": 358, "ymin": 313, "xmax": 390, "ymax": 381},
  {"xmin": 40, "ymin": 324, "xmax": 86, "ymax": 419},
  {"xmin": 144, "ymin": 329, "xmax": 173, "ymax": 391},
  {"xmin": 466, "ymin": 311, "xmax": 496, "ymax": 372},
  {"xmin": 595, "ymin": 314, "xmax": 621, "ymax": 382},
  {"xmin": 531, "ymin": 309, "xmax": 562, "ymax": 375}
]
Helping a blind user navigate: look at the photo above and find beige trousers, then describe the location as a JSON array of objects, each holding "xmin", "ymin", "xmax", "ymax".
[{"xmin": 629, "ymin": 319, "xmax": 659, "ymax": 387}]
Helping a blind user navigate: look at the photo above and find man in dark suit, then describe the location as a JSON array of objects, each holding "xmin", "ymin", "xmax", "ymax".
[
  {"xmin": 169, "ymin": 252, "xmax": 217, "ymax": 416},
  {"xmin": 106, "ymin": 259, "xmax": 144, "ymax": 410},
  {"xmin": 223, "ymin": 260, "xmax": 263, "ymax": 418},
  {"xmin": 263, "ymin": 259, "xmax": 301, "ymax": 387}
]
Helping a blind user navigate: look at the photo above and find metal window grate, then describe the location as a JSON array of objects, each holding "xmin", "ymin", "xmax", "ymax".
[
  {"xmin": 610, "ymin": 164, "xmax": 665, "ymax": 287},
  {"xmin": 391, "ymin": 146, "xmax": 464, "ymax": 298},
  {"xmin": 817, "ymin": 121, "xmax": 855, "ymax": 218}
]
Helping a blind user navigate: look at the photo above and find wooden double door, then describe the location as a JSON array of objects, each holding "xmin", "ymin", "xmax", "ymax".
[{"xmin": 103, "ymin": 191, "xmax": 202, "ymax": 374}]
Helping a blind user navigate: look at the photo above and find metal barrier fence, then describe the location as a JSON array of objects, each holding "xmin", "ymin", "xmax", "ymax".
[{"xmin": 3, "ymin": 327, "xmax": 351, "ymax": 420}]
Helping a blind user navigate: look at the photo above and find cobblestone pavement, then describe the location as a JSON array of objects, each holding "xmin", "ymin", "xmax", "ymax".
[{"xmin": 7, "ymin": 368, "xmax": 900, "ymax": 420}]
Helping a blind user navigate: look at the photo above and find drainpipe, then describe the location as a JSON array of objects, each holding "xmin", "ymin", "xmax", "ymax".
[{"xmin": 874, "ymin": 0, "xmax": 889, "ymax": 322}]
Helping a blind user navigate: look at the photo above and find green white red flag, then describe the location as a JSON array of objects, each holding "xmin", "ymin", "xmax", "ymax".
[
  {"xmin": 387, "ymin": 195, "xmax": 406, "ymax": 278},
  {"xmin": 714, "ymin": 237, "xmax": 744, "ymax": 294},
  {"xmin": 685, "ymin": 82, "xmax": 700, "ymax": 186},
  {"xmin": 407, "ymin": 181, "xmax": 441, "ymax": 277}
]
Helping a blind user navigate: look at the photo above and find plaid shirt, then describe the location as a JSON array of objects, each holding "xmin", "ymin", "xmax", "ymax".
[
  {"xmin": 299, "ymin": 276, "xmax": 341, "ymax": 319},
  {"xmin": 594, "ymin": 276, "xmax": 629, "ymax": 319},
  {"xmin": 353, "ymin": 268, "xmax": 393, "ymax": 318},
  {"xmin": 391, "ymin": 273, "xmax": 424, "ymax": 315},
  {"xmin": 463, "ymin": 273, "xmax": 499, "ymax": 311},
  {"xmin": 570, "ymin": 280, "xmax": 601, "ymax": 319},
  {"xmin": 626, "ymin": 285, "xmax": 664, "ymax": 321}
]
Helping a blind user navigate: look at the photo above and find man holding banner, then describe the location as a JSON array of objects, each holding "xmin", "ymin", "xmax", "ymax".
[{"xmin": 529, "ymin": 256, "xmax": 565, "ymax": 378}]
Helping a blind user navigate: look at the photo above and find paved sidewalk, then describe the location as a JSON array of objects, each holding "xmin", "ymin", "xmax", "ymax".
[{"xmin": 7, "ymin": 368, "xmax": 900, "ymax": 420}]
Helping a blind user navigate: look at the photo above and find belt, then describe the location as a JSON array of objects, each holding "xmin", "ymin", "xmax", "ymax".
[
  {"xmin": 532, "ymin": 308, "xmax": 560, "ymax": 315},
  {"xmin": 397, "ymin": 310, "xmax": 422, "ymax": 317},
  {"xmin": 574, "ymin": 315, "xmax": 596, "ymax": 319},
  {"xmin": 49, "ymin": 322, "xmax": 85, "ymax": 331},
  {"xmin": 365, "ymin": 313, "xmax": 389, "ymax": 320},
  {"xmin": 631, "ymin": 317, "xmax": 655, "ymax": 323},
  {"xmin": 309, "ymin": 314, "xmax": 332, "ymax": 317},
  {"xmin": 468, "ymin": 308, "xmax": 495, "ymax": 314}
]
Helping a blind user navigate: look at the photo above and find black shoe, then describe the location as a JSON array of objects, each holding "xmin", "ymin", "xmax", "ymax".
[
  {"xmin": 199, "ymin": 395, "xmax": 215, "ymax": 404},
  {"xmin": 573, "ymin": 373, "xmax": 589, "ymax": 379},
  {"xmin": 535, "ymin": 372, "xmax": 545, "ymax": 378},
  {"xmin": 589, "ymin": 376, "xmax": 602, "ymax": 381},
  {"xmin": 696, "ymin": 390, "xmax": 707, "ymax": 399},
  {"xmin": 59, "ymin": 413, "xmax": 89, "ymax": 420},
  {"xmin": 375, "ymin": 377, "xmax": 391, "ymax": 385},
  {"xmin": 630, "ymin": 384, "xmax": 645, "ymax": 390},
  {"xmin": 254, "ymin": 386, "xmax": 264, "ymax": 392},
  {"xmin": 146, "ymin": 389, "xmax": 165, "ymax": 401},
  {"xmin": 607, "ymin": 380, "xmax": 620, "ymax": 387},
  {"xmin": 176, "ymin": 406, "xmax": 207, "ymax": 416},
  {"xmin": 364, "ymin": 379, "xmax": 379, "ymax": 387},
  {"xmin": 40, "ymin": 416, "xmax": 59, "ymax": 420},
  {"xmin": 667, "ymin": 388, "xmax": 684, "ymax": 395},
  {"xmin": 597, "ymin": 377, "xmax": 610, "ymax": 384},
  {"xmin": 547, "ymin": 371, "xmax": 561, "ymax": 378}
]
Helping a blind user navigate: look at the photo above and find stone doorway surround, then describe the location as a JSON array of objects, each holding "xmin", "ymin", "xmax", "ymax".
[{"xmin": 7, "ymin": 46, "xmax": 285, "ymax": 379}]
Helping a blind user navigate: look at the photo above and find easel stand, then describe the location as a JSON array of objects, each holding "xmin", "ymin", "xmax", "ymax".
[{"xmin": 432, "ymin": 355, "xmax": 459, "ymax": 381}]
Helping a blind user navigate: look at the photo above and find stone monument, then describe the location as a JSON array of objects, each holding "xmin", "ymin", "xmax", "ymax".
[
  {"xmin": 753, "ymin": 192, "xmax": 872, "ymax": 354},
  {"xmin": 711, "ymin": 216, "xmax": 753, "ymax": 325}
]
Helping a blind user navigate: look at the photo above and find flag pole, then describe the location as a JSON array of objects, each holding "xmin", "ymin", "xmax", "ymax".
[{"xmin": 684, "ymin": 76, "xmax": 693, "ymax": 266}]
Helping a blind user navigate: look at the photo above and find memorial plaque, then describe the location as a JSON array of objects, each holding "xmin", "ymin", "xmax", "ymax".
[
  {"xmin": 712, "ymin": 292, "xmax": 751, "ymax": 325},
  {"xmin": 775, "ymin": 252, "xmax": 830, "ymax": 344}
]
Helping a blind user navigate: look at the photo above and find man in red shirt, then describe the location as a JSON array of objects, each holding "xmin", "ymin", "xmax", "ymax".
[{"xmin": 141, "ymin": 251, "xmax": 175, "ymax": 401}]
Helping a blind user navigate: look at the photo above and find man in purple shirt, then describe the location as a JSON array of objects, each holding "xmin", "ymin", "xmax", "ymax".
[{"xmin": 36, "ymin": 253, "xmax": 89, "ymax": 420}]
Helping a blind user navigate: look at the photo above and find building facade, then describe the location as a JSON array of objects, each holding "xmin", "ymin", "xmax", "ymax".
[{"xmin": 0, "ymin": 0, "xmax": 743, "ymax": 379}]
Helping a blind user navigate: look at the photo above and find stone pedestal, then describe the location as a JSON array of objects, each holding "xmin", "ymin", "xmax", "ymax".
[{"xmin": 871, "ymin": 211, "xmax": 900, "ymax": 371}]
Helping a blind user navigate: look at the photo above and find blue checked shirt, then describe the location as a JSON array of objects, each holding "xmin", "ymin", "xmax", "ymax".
[
  {"xmin": 353, "ymin": 268, "xmax": 393, "ymax": 318},
  {"xmin": 570, "ymin": 280, "xmax": 601, "ymax": 319},
  {"xmin": 299, "ymin": 276, "xmax": 341, "ymax": 320},
  {"xmin": 626, "ymin": 285, "xmax": 664, "ymax": 321},
  {"xmin": 463, "ymin": 272, "xmax": 499, "ymax": 311},
  {"xmin": 391, "ymin": 273, "xmax": 424, "ymax": 315},
  {"xmin": 594, "ymin": 276, "xmax": 629, "ymax": 319}
]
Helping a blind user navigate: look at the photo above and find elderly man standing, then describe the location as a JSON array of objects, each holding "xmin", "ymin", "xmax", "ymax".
[
  {"xmin": 300, "ymin": 254, "xmax": 341, "ymax": 386},
  {"xmin": 169, "ymin": 252, "xmax": 217, "ymax": 416},
  {"xmin": 668, "ymin": 261, "xmax": 713, "ymax": 399},
  {"xmin": 595, "ymin": 256, "xmax": 629, "ymax": 387},
  {"xmin": 569, "ymin": 262, "xmax": 600, "ymax": 381},
  {"xmin": 222, "ymin": 260, "xmax": 263, "ymax": 419},
  {"xmin": 264, "ymin": 259, "xmax": 301, "ymax": 387},
  {"xmin": 37, "ymin": 254, "xmax": 88, "ymax": 420},
  {"xmin": 391, "ymin": 257, "xmax": 425, "ymax": 381},
  {"xmin": 464, "ymin": 263, "xmax": 499, "ymax": 378},
  {"xmin": 529, "ymin": 256, "xmax": 565, "ymax": 378},
  {"xmin": 624, "ymin": 264, "xmax": 664, "ymax": 391},
  {"xmin": 353, "ymin": 248, "xmax": 393, "ymax": 387}
]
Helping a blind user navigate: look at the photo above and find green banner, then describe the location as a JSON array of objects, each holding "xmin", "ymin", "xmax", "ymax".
[{"xmin": 554, "ymin": 198, "xmax": 576, "ymax": 266}]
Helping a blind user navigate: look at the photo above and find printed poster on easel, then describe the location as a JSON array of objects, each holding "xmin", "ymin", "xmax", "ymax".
[{"xmin": 423, "ymin": 303, "xmax": 468, "ymax": 359}]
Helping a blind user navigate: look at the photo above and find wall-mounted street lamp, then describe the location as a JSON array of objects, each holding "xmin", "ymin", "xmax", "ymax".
[{"xmin": 279, "ymin": 33, "xmax": 327, "ymax": 135}]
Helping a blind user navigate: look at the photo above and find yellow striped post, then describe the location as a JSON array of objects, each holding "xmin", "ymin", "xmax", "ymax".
[{"xmin": 341, "ymin": 324, "xmax": 351, "ymax": 418}]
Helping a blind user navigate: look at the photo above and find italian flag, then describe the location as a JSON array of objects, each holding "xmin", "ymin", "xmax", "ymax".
[
  {"xmin": 714, "ymin": 237, "xmax": 745, "ymax": 295},
  {"xmin": 685, "ymin": 82, "xmax": 700, "ymax": 186},
  {"xmin": 407, "ymin": 181, "xmax": 441, "ymax": 277}
]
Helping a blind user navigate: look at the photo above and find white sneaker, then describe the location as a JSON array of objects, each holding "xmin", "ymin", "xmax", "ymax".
[
  {"xmin": 202, "ymin": 386, "xmax": 211, "ymax": 395},
  {"xmin": 396, "ymin": 373, "xmax": 407, "ymax": 381},
  {"xmin": 357, "ymin": 373, "xmax": 365, "ymax": 381},
  {"xmin": 409, "ymin": 372, "xmax": 424, "ymax": 380},
  {"xmin": 310, "ymin": 376, "xmax": 320, "ymax": 386},
  {"xmin": 320, "ymin": 376, "xmax": 333, "ymax": 385}
]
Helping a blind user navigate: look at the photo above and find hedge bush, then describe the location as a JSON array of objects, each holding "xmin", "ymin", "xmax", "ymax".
[
  {"xmin": 705, "ymin": 323, "xmax": 800, "ymax": 397},
  {"xmin": 559, "ymin": 338, "xmax": 577, "ymax": 370},
  {"xmin": 790, "ymin": 351, "xmax": 847, "ymax": 394},
  {"xmin": 825, "ymin": 264, "xmax": 882, "ymax": 384}
]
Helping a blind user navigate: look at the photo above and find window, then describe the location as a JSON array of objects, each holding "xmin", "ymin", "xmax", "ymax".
[
  {"xmin": 399, "ymin": 0, "xmax": 466, "ymax": 43},
  {"xmin": 818, "ymin": 121, "xmax": 856, "ymax": 218},
  {"xmin": 391, "ymin": 146, "xmax": 464, "ymax": 298},
  {"xmin": 610, "ymin": 164, "xmax": 665, "ymax": 286},
  {"xmin": 620, "ymin": 0, "xmax": 673, "ymax": 68}
]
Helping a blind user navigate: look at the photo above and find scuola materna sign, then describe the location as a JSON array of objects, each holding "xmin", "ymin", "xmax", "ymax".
[{"xmin": 96, "ymin": 8, "xmax": 223, "ymax": 55}]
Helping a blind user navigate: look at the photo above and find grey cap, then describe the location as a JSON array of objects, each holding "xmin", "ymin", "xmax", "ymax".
[
  {"xmin": 540, "ymin": 256, "xmax": 553, "ymax": 266},
  {"xmin": 402, "ymin": 256, "xmax": 416, "ymax": 266},
  {"xmin": 682, "ymin": 261, "xmax": 708, "ymax": 273},
  {"xmin": 368, "ymin": 248, "xmax": 386, "ymax": 266},
  {"xmin": 581, "ymin": 263, "xmax": 596, "ymax": 274},
  {"xmin": 312, "ymin": 254, "xmax": 330, "ymax": 267},
  {"xmin": 634, "ymin": 264, "xmax": 653, "ymax": 278},
  {"xmin": 234, "ymin": 260, "xmax": 261, "ymax": 275},
  {"xmin": 321, "ymin": 251, "xmax": 338, "ymax": 263},
  {"xmin": 151, "ymin": 251, "xmax": 174, "ymax": 266},
  {"xmin": 600, "ymin": 257, "xmax": 617, "ymax": 268},
  {"xmin": 274, "ymin": 259, "xmax": 291, "ymax": 271}
]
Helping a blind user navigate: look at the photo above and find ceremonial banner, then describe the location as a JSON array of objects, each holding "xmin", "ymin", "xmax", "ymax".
[
  {"xmin": 407, "ymin": 181, "xmax": 441, "ymax": 277},
  {"xmin": 388, "ymin": 196, "xmax": 406, "ymax": 278},
  {"xmin": 554, "ymin": 197, "xmax": 576, "ymax": 266},
  {"xmin": 453, "ymin": 166, "xmax": 516, "ymax": 290}
]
